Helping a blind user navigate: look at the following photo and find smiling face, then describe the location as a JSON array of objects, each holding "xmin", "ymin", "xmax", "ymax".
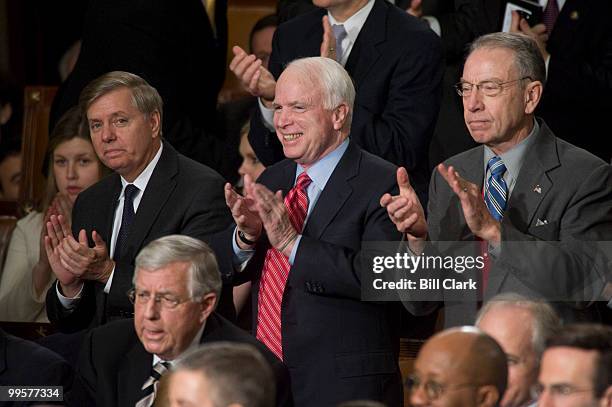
[
  {"xmin": 133, "ymin": 262, "xmax": 213, "ymax": 361},
  {"xmin": 86, "ymin": 87, "xmax": 161, "ymax": 182},
  {"xmin": 273, "ymin": 67, "xmax": 347, "ymax": 169},
  {"xmin": 52, "ymin": 137, "xmax": 102, "ymax": 203},
  {"xmin": 461, "ymin": 47, "xmax": 541, "ymax": 155}
]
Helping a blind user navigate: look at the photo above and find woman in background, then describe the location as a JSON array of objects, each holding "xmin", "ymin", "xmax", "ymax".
[{"xmin": 0, "ymin": 106, "xmax": 106, "ymax": 322}]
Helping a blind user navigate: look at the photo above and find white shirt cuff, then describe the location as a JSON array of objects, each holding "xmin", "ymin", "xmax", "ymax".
[
  {"xmin": 422, "ymin": 16, "xmax": 441, "ymax": 37},
  {"xmin": 56, "ymin": 281, "xmax": 84, "ymax": 310},
  {"xmin": 232, "ymin": 228, "xmax": 255, "ymax": 271},
  {"xmin": 258, "ymin": 98, "xmax": 276, "ymax": 132},
  {"xmin": 103, "ymin": 266, "xmax": 116, "ymax": 294}
]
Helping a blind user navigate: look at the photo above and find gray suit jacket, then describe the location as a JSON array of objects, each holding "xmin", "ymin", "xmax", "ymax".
[{"xmin": 425, "ymin": 120, "xmax": 612, "ymax": 322}]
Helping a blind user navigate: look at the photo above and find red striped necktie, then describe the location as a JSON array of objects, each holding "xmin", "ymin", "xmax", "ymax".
[{"xmin": 256, "ymin": 172, "xmax": 312, "ymax": 360}]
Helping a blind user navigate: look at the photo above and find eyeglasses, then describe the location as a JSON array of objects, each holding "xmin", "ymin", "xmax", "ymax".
[
  {"xmin": 127, "ymin": 288, "xmax": 192, "ymax": 310},
  {"xmin": 530, "ymin": 383, "xmax": 595, "ymax": 399},
  {"xmin": 454, "ymin": 77, "xmax": 532, "ymax": 97},
  {"xmin": 405, "ymin": 375, "xmax": 480, "ymax": 400}
]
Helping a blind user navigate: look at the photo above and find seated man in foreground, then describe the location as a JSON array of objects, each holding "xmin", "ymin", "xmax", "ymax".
[{"xmin": 67, "ymin": 235, "xmax": 291, "ymax": 407}]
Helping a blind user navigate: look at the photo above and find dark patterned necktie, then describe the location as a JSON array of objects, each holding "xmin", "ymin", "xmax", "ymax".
[
  {"xmin": 543, "ymin": 0, "xmax": 559, "ymax": 33},
  {"xmin": 135, "ymin": 360, "xmax": 170, "ymax": 407},
  {"xmin": 113, "ymin": 184, "xmax": 139, "ymax": 261}
]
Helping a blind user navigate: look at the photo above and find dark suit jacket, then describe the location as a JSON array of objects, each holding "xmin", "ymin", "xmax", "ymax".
[
  {"xmin": 66, "ymin": 313, "xmax": 293, "ymax": 407},
  {"xmin": 50, "ymin": 0, "xmax": 228, "ymax": 167},
  {"xmin": 425, "ymin": 120, "xmax": 612, "ymax": 322},
  {"xmin": 218, "ymin": 142, "xmax": 404, "ymax": 406},
  {"xmin": 250, "ymin": 0, "xmax": 443, "ymax": 204},
  {"xmin": 536, "ymin": 0, "xmax": 612, "ymax": 162},
  {"xmin": 0, "ymin": 329, "xmax": 73, "ymax": 406},
  {"xmin": 45, "ymin": 142, "xmax": 233, "ymax": 332}
]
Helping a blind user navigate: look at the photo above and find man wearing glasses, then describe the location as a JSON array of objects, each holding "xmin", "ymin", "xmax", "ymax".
[
  {"xmin": 408, "ymin": 326, "xmax": 507, "ymax": 407},
  {"xmin": 535, "ymin": 323, "xmax": 611, "ymax": 407},
  {"xmin": 381, "ymin": 32, "xmax": 612, "ymax": 323},
  {"xmin": 66, "ymin": 235, "xmax": 292, "ymax": 407}
]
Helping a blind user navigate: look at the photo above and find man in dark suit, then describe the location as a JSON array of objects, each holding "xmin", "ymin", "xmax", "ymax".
[
  {"xmin": 221, "ymin": 57, "xmax": 403, "ymax": 406},
  {"xmin": 230, "ymin": 0, "xmax": 443, "ymax": 204},
  {"xmin": 45, "ymin": 71, "xmax": 232, "ymax": 333},
  {"xmin": 510, "ymin": 0, "xmax": 612, "ymax": 163},
  {"xmin": 0, "ymin": 329, "xmax": 73, "ymax": 405},
  {"xmin": 49, "ymin": 0, "xmax": 228, "ymax": 168},
  {"xmin": 381, "ymin": 33, "xmax": 612, "ymax": 323},
  {"xmin": 67, "ymin": 235, "xmax": 292, "ymax": 407}
]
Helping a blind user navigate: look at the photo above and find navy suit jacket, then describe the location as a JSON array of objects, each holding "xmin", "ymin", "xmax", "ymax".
[
  {"xmin": 45, "ymin": 142, "xmax": 233, "ymax": 332},
  {"xmin": 218, "ymin": 142, "xmax": 405, "ymax": 406},
  {"xmin": 66, "ymin": 313, "xmax": 293, "ymax": 407},
  {"xmin": 249, "ymin": 0, "xmax": 443, "ymax": 204}
]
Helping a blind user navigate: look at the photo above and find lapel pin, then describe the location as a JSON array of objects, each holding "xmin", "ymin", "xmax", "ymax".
[
  {"xmin": 570, "ymin": 10, "xmax": 579, "ymax": 20},
  {"xmin": 533, "ymin": 185, "xmax": 542, "ymax": 194}
]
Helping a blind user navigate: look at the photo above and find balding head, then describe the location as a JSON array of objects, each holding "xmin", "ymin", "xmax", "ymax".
[{"xmin": 410, "ymin": 327, "xmax": 507, "ymax": 407}]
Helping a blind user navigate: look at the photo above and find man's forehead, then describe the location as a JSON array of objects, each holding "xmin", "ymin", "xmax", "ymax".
[
  {"xmin": 541, "ymin": 347, "xmax": 599, "ymax": 380},
  {"xmin": 463, "ymin": 48, "xmax": 516, "ymax": 78}
]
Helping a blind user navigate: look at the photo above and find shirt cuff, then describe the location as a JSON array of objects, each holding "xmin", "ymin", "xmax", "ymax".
[
  {"xmin": 258, "ymin": 98, "xmax": 276, "ymax": 131},
  {"xmin": 232, "ymin": 227, "xmax": 255, "ymax": 271},
  {"xmin": 103, "ymin": 266, "xmax": 116, "ymax": 294},
  {"xmin": 545, "ymin": 54, "xmax": 551, "ymax": 74},
  {"xmin": 56, "ymin": 281, "xmax": 83, "ymax": 310},
  {"xmin": 422, "ymin": 16, "xmax": 441, "ymax": 37},
  {"xmin": 288, "ymin": 235, "xmax": 302, "ymax": 265}
]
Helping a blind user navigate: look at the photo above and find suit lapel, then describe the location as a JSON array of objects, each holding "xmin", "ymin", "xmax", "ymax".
[
  {"xmin": 303, "ymin": 143, "xmax": 358, "ymax": 240},
  {"xmin": 345, "ymin": 0, "xmax": 386, "ymax": 86},
  {"xmin": 123, "ymin": 143, "xmax": 178, "ymax": 257},
  {"xmin": 118, "ymin": 342, "xmax": 152, "ymax": 405},
  {"xmin": 506, "ymin": 123, "xmax": 559, "ymax": 231}
]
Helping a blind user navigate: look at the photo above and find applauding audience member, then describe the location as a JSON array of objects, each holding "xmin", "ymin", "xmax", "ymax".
[
  {"xmin": 44, "ymin": 72, "xmax": 232, "ymax": 333},
  {"xmin": 0, "ymin": 106, "xmax": 106, "ymax": 322}
]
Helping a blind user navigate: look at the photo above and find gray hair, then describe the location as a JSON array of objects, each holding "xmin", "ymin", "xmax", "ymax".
[
  {"xmin": 79, "ymin": 71, "xmax": 163, "ymax": 132},
  {"xmin": 285, "ymin": 57, "xmax": 355, "ymax": 131},
  {"xmin": 476, "ymin": 292, "xmax": 561, "ymax": 360},
  {"xmin": 175, "ymin": 342, "xmax": 275, "ymax": 407},
  {"xmin": 469, "ymin": 32, "xmax": 546, "ymax": 85},
  {"xmin": 134, "ymin": 235, "xmax": 221, "ymax": 300}
]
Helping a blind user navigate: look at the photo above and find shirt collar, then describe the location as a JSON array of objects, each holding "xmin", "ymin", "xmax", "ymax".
[
  {"xmin": 483, "ymin": 119, "xmax": 538, "ymax": 182},
  {"xmin": 296, "ymin": 138, "xmax": 349, "ymax": 191},
  {"xmin": 119, "ymin": 143, "xmax": 163, "ymax": 198},
  {"xmin": 152, "ymin": 319, "xmax": 206, "ymax": 366},
  {"xmin": 327, "ymin": 0, "xmax": 374, "ymax": 45}
]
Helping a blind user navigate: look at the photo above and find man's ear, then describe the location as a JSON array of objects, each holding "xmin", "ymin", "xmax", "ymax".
[
  {"xmin": 599, "ymin": 385, "xmax": 612, "ymax": 407},
  {"xmin": 149, "ymin": 110, "xmax": 161, "ymax": 139},
  {"xmin": 524, "ymin": 80, "xmax": 543, "ymax": 114},
  {"xmin": 476, "ymin": 385, "xmax": 500, "ymax": 407},
  {"xmin": 332, "ymin": 103, "xmax": 349, "ymax": 131},
  {"xmin": 198, "ymin": 293, "xmax": 217, "ymax": 323}
]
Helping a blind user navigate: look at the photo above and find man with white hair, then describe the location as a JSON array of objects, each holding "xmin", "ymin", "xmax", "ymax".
[
  {"xmin": 476, "ymin": 293, "xmax": 561, "ymax": 407},
  {"xmin": 221, "ymin": 56, "xmax": 403, "ymax": 406},
  {"xmin": 67, "ymin": 235, "xmax": 292, "ymax": 407}
]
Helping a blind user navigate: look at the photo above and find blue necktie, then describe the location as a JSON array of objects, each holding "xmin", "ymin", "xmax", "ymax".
[
  {"xmin": 332, "ymin": 24, "xmax": 348, "ymax": 62},
  {"xmin": 114, "ymin": 184, "xmax": 139, "ymax": 261},
  {"xmin": 484, "ymin": 157, "xmax": 508, "ymax": 221}
]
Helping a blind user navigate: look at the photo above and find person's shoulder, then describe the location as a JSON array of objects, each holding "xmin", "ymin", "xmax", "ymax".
[
  {"xmin": 88, "ymin": 318, "xmax": 139, "ymax": 354},
  {"xmin": 175, "ymin": 151, "xmax": 226, "ymax": 184},
  {"xmin": 77, "ymin": 172, "xmax": 119, "ymax": 202},
  {"xmin": 277, "ymin": 6, "xmax": 326, "ymax": 33},
  {"xmin": 16, "ymin": 211, "xmax": 43, "ymax": 230},
  {"xmin": 444, "ymin": 145, "xmax": 482, "ymax": 168},
  {"xmin": 554, "ymin": 136, "xmax": 609, "ymax": 172}
]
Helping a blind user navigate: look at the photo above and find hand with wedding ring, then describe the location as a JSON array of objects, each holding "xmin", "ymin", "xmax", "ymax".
[
  {"xmin": 320, "ymin": 16, "xmax": 338, "ymax": 61},
  {"xmin": 436, "ymin": 163, "xmax": 501, "ymax": 242}
]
